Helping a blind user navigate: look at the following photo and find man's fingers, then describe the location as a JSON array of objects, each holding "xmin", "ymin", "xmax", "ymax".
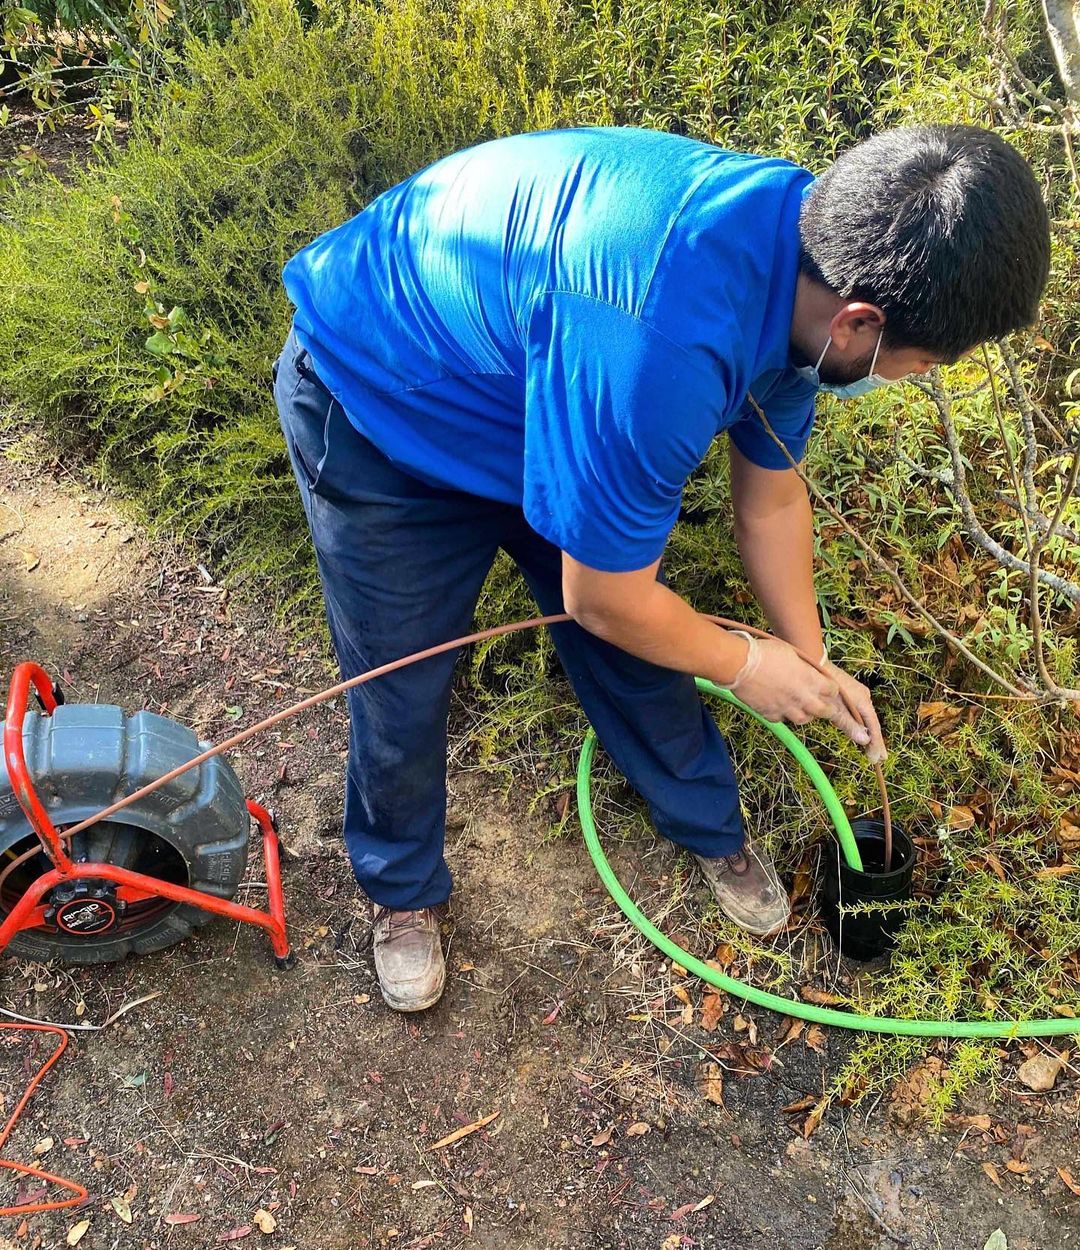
[
  {"xmin": 857, "ymin": 698, "xmax": 888, "ymax": 764},
  {"xmin": 828, "ymin": 701, "xmax": 871, "ymax": 748}
]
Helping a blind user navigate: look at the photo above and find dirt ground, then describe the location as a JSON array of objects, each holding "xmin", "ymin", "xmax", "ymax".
[{"xmin": 0, "ymin": 439, "xmax": 1078, "ymax": 1250}]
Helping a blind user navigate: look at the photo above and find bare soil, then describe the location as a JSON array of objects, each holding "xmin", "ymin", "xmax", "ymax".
[{"xmin": 0, "ymin": 440, "xmax": 1078, "ymax": 1250}]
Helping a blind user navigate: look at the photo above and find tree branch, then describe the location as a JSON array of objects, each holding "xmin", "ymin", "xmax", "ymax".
[
  {"xmin": 926, "ymin": 369, "xmax": 1080, "ymax": 605},
  {"xmin": 743, "ymin": 392, "xmax": 1037, "ymax": 700}
]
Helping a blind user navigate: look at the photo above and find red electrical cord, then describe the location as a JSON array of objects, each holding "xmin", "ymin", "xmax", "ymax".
[{"xmin": 0, "ymin": 1024, "xmax": 89, "ymax": 1216}]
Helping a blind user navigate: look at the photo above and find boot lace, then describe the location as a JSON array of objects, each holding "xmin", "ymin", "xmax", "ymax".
[
  {"xmin": 374, "ymin": 905, "xmax": 441, "ymax": 943},
  {"xmin": 715, "ymin": 849, "xmax": 751, "ymax": 878}
]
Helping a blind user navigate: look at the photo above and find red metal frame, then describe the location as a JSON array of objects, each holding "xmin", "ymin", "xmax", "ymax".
[{"xmin": 1, "ymin": 662, "xmax": 291, "ymax": 965}]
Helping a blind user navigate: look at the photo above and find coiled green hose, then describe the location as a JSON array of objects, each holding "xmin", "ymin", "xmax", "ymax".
[{"xmin": 577, "ymin": 678, "xmax": 1080, "ymax": 1038}]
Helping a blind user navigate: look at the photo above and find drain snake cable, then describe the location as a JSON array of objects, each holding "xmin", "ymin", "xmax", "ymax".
[{"xmin": 3, "ymin": 610, "xmax": 1078, "ymax": 1211}]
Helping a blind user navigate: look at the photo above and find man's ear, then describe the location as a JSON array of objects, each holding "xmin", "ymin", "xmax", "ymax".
[{"xmin": 828, "ymin": 301, "xmax": 885, "ymax": 352}]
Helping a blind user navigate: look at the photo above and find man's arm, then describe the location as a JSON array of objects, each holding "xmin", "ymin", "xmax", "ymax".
[
  {"xmin": 729, "ymin": 442, "xmax": 886, "ymax": 760},
  {"xmin": 561, "ymin": 555, "xmax": 846, "ymax": 729},
  {"xmin": 562, "ymin": 556, "xmax": 752, "ymax": 686},
  {"xmin": 729, "ymin": 442, "xmax": 823, "ymax": 656}
]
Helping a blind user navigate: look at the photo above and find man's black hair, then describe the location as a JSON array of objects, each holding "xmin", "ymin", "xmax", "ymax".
[{"xmin": 799, "ymin": 124, "xmax": 1050, "ymax": 361}]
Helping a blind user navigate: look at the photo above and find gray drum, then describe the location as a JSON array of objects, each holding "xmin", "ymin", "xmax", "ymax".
[{"xmin": 0, "ymin": 702, "xmax": 249, "ymax": 964}]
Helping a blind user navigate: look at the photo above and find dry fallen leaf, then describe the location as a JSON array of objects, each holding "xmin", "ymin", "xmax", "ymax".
[
  {"xmin": 1057, "ymin": 815, "xmax": 1080, "ymax": 849},
  {"xmin": 951, "ymin": 1113, "xmax": 992, "ymax": 1132},
  {"xmin": 23, "ymin": 549, "xmax": 40, "ymax": 573},
  {"xmin": 799, "ymin": 986, "xmax": 844, "ymax": 1006},
  {"xmin": 671, "ymin": 1194, "xmax": 715, "ymax": 1220},
  {"xmin": 984, "ymin": 852, "xmax": 1007, "ymax": 883},
  {"xmin": 801, "ymin": 1098, "xmax": 828, "ymax": 1140},
  {"xmin": 253, "ymin": 1208, "xmax": 277, "ymax": 1234},
  {"xmin": 590, "ymin": 1126, "xmax": 613, "ymax": 1147},
  {"xmin": 947, "ymin": 805, "xmax": 976, "ymax": 831},
  {"xmin": 164, "ymin": 1213, "xmax": 202, "ymax": 1225},
  {"xmin": 1058, "ymin": 1166, "xmax": 1080, "ymax": 1197},
  {"xmin": 781, "ymin": 1095, "xmax": 817, "ymax": 1115},
  {"xmin": 218, "ymin": 1227, "xmax": 253, "ymax": 1242},
  {"xmin": 463, "ymin": 1205, "xmax": 474, "ymax": 1232},
  {"xmin": 429, "ymin": 1109, "xmax": 500, "ymax": 1151},
  {"xmin": 110, "ymin": 1195, "xmax": 133, "ymax": 1224},
  {"xmin": 805, "ymin": 1024, "xmax": 827, "ymax": 1056},
  {"xmin": 917, "ymin": 700, "xmax": 964, "ymax": 737},
  {"xmin": 700, "ymin": 991, "xmax": 724, "ymax": 1031},
  {"xmin": 696, "ymin": 1061, "xmax": 724, "ymax": 1106},
  {"xmin": 733, "ymin": 1014, "xmax": 758, "ymax": 1044},
  {"xmin": 777, "ymin": 1017, "xmax": 805, "ymax": 1048},
  {"xmin": 32, "ymin": 1136, "xmax": 54, "ymax": 1156},
  {"xmin": 625, "ymin": 1122, "xmax": 650, "ymax": 1137},
  {"xmin": 66, "ymin": 1221, "xmax": 90, "ymax": 1246},
  {"xmin": 982, "ymin": 1161, "xmax": 1004, "ymax": 1190}
]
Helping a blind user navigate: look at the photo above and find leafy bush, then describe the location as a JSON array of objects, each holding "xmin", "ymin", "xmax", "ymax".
[
  {"xmin": 1, "ymin": 0, "xmax": 248, "ymax": 130},
  {"xmin": 0, "ymin": 0, "xmax": 568, "ymax": 599}
]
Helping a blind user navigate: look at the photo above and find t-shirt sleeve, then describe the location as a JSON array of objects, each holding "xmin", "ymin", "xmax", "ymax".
[
  {"xmin": 523, "ymin": 291, "xmax": 724, "ymax": 573},
  {"xmin": 727, "ymin": 374, "xmax": 817, "ymax": 469}
]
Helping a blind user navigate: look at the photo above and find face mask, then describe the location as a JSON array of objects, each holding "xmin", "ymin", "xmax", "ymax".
[{"xmin": 794, "ymin": 328, "xmax": 891, "ymax": 399}]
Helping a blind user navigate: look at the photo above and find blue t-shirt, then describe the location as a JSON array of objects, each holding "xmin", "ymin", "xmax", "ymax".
[{"xmin": 283, "ymin": 126, "xmax": 817, "ymax": 573}]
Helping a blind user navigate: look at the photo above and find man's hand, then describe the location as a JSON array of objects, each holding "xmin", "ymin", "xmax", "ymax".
[
  {"xmin": 821, "ymin": 660, "xmax": 887, "ymax": 763},
  {"xmin": 729, "ymin": 639, "xmax": 885, "ymax": 760},
  {"xmin": 726, "ymin": 636, "xmax": 841, "ymax": 726}
]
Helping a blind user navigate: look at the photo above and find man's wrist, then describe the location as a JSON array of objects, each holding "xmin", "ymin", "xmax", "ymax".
[
  {"xmin": 774, "ymin": 629, "xmax": 826, "ymax": 665},
  {"xmin": 713, "ymin": 630, "xmax": 753, "ymax": 686}
]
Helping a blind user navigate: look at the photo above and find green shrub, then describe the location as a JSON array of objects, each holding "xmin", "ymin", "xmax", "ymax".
[{"xmin": 0, "ymin": 0, "xmax": 568, "ymax": 603}]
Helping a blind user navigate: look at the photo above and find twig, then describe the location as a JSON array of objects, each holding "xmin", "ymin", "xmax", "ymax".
[
  {"xmin": 989, "ymin": 489, "xmax": 1080, "ymax": 546},
  {"xmin": 896, "ymin": 454, "xmax": 1080, "ymax": 550},
  {"xmin": 999, "ymin": 339, "xmax": 1066, "ymax": 443},
  {"xmin": 983, "ymin": 344, "xmax": 1080, "ymax": 701},
  {"xmin": 0, "ymin": 990, "xmax": 163, "ymax": 1032}
]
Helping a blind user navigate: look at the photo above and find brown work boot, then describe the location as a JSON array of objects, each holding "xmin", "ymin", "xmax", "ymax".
[
  {"xmin": 692, "ymin": 836, "xmax": 791, "ymax": 936},
  {"xmin": 372, "ymin": 905, "xmax": 446, "ymax": 1012}
]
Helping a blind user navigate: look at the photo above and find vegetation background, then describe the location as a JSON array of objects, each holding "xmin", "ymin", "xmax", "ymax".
[{"xmin": 1, "ymin": 0, "xmax": 1078, "ymax": 1114}]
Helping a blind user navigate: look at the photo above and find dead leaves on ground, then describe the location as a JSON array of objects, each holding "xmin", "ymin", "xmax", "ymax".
[
  {"xmin": 982, "ymin": 1161, "xmax": 1005, "ymax": 1190},
  {"xmin": 780, "ymin": 1093, "xmax": 830, "ymax": 1140},
  {"xmin": 695, "ymin": 1061, "xmax": 724, "ymax": 1106},
  {"xmin": 1058, "ymin": 1167, "xmax": 1080, "ymax": 1197},
  {"xmin": 428, "ymin": 1109, "xmax": 500, "ymax": 1151},
  {"xmin": 917, "ymin": 700, "xmax": 976, "ymax": 740},
  {"xmin": 659, "ymin": 958, "xmax": 832, "ymax": 1099},
  {"xmin": 671, "ymin": 1193, "xmax": 715, "ymax": 1220}
]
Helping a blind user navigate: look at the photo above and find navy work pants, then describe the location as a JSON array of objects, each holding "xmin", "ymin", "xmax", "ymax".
[{"xmin": 273, "ymin": 329, "xmax": 744, "ymax": 909}]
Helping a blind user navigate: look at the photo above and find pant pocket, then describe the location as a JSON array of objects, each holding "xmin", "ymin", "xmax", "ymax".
[{"xmin": 276, "ymin": 351, "xmax": 334, "ymax": 493}]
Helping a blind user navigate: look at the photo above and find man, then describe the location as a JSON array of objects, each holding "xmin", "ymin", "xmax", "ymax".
[{"xmin": 274, "ymin": 124, "xmax": 1050, "ymax": 1012}]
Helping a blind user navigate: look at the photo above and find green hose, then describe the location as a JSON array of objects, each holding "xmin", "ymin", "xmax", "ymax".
[{"xmin": 578, "ymin": 678, "xmax": 1080, "ymax": 1038}]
